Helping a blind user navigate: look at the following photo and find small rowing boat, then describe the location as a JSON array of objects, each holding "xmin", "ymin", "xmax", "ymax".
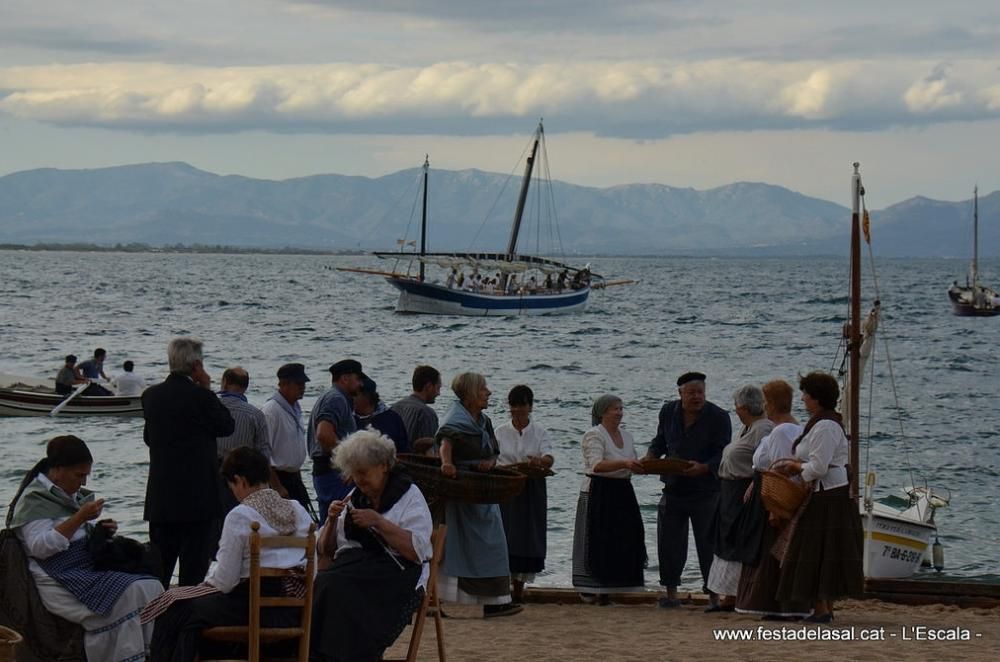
[{"xmin": 0, "ymin": 373, "xmax": 143, "ymax": 417}]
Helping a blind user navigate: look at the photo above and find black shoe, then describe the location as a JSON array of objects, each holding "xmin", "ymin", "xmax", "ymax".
[
  {"xmin": 657, "ymin": 596, "xmax": 683, "ymax": 609},
  {"xmin": 484, "ymin": 603, "xmax": 524, "ymax": 618},
  {"xmin": 803, "ymin": 613, "xmax": 833, "ymax": 624},
  {"xmin": 704, "ymin": 604, "xmax": 735, "ymax": 613},
  {"xmin": 598, "ymin": 594, "xmax": 612, "ymax": 606}
]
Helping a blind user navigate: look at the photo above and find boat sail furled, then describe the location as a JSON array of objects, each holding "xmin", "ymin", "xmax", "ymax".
[
  {"xmin": 342, "ymin": 122, "xmax": 626, "ymax": 316},
  {"xmin": 948, "ymin": 187, "xmax": 999, "ymax": 316},
  {"xmin": 847, "ymin": 165, "xmax": 948, "ymax": 579}
]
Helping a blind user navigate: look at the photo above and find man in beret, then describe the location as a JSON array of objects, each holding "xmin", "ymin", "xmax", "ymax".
[
  {"xmin": 646, "ymin": 371, "xmax": 732, "ymax": 608},
  {"xmin": 307, "ymin": 359, "xmax": 364, "ymax": 525},
  {"xmin": 262, "ymin": 362, "xmax": 315, "ymax": 518}
]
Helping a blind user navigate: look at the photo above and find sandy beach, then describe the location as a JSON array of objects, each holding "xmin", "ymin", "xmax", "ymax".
[{"xmin": 383, "ymin": 598, "xmax": 996, "ymax": 661}]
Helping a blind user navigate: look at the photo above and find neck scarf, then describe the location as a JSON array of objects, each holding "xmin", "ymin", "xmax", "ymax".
[
  {"xmin": 440, "ymin": 400, "xmax": 492, "ymax": 451},
  {"xmin": 267, "ymin": 389, "xmax": 305, "ymax": 435},
  {"xmin": 9, "ymin": 475, "xmax": 95, "ymax": 530},
  {"xmin": 241, "ymin": 488, "xmax": 297, "ymax": 535}
]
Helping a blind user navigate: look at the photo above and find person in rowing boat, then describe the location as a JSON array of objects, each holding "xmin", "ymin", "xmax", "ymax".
[
  {"xmin": 55, "ymin": 354, "xmax": 88, "ymax": 396},
  {"xmin": 112, "ymin": 360, "xmax": 146, "ymax": 396},
  {"xmin": 76, "ymin": 349, "xmax": 113, "ymax": 396}
]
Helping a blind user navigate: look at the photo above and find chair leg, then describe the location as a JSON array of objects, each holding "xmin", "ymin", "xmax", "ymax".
[{"xmin": 432, "ymin": 592, "xmax": 446, "ymax": 662}]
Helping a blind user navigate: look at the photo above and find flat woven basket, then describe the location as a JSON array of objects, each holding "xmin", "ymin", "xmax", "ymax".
[
  {"xmin": 506, "ymin": 462, "xmax": 556, "ymax": 479},
  {"xmin": 760, "ymin": 460, "xmax": 810, "ymax": 520},
  {"xmin": 397, "ymin": 454, "xmax": 526, "ymax": 503},
  {"xmin": 0, "ymin": 625, "xmax": 23, "ymax": 662},
  {"xmin": 640, "ymin": 457, "xmax": 692, "ymax": 475}
]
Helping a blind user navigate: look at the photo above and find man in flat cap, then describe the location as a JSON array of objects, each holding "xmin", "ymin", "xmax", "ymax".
[
  {"xmin": 645, "ymin": 371, "xmax": 731, "ymax": 608},
  {"xmin": 307, "ymin": 359, "xmax": 364, "ymax": 525},
  {"xmin": 262, "ymin": 363, "xmax": 315, "ymax": 518}
]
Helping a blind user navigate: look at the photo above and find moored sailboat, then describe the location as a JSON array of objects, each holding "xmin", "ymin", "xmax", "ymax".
[{"xmin": 948, "ymin": 187, "xmax": 999, "ymax": 316}]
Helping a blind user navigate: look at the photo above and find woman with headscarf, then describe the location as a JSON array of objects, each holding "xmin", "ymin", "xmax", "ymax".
[
  {"xmin": 145, "ymin": 447, "xmax": 313, "ymax": 661},
  {"xmin": 735, "ymin": 379, "xmax": 811, "ymax": 619},
  {"xmin": 705, "ymin": 384, "xmax": 773, "ymax": 612},
  {"xmin": 8, "ymin": 435, "xmax": 164, "ymax": 662},
  {"xmin": 435, "ymin": 371, "xmax": 522, "ymax": 618},
  {"xmin": 571, "ymin": 394, "xmax": 647, "ymax": 603},
  {"xmin": 774, "ymin": 371, "xmax": 864, "ymax": 623}
]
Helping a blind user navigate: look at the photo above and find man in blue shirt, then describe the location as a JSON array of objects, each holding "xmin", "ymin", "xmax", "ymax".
[
  {"xmin": 646, "ymin": 371, "xmax": 732, "ymax": 608},
  {"xmin": 307, "ymin": 359, "xmax": 364, "ymax": 526}
]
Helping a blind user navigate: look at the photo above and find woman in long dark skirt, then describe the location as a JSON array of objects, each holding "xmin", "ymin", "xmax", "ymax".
[
  {"xmin": 497, "ymin": 385, "xmax": 554, "ymax": 603},
  {"xmin": 773, "ymin": 372, "xmax": 864, "ymax": 623}
]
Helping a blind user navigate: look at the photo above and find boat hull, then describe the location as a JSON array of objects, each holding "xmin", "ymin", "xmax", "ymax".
[
  {"xmin": 0, "ymin": 387, "xmax": 143, "ymax": 417},
  {"xmin": 948, "ymin": 286, "xmax": 1000, "ymax": 316},
  {"xmin": 388, "ymin": 278, "xmax": 589, "ymax": 316},
  {"xmin": 862, "ymin": 509, "xmax": 936, "ymax": 579}
]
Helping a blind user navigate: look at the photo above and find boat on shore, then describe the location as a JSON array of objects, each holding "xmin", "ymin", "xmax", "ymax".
[
  {"xmin": 948, "ymin": 187, "xmax": 999, "ymax": 316},
  {"xmin": 341, "ymin": 122, "xmax": 630, "ymax": 316},
  {"xmin": 843, "ymin": 165, "xmax": 948, "ymax": 579},
  {"xmin": 0, "ymin": 373, "xmax": 143, "ymax": 417}
]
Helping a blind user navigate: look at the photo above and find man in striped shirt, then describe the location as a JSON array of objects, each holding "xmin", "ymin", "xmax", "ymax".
[{"xmin": 216, "ymin": 367, "xmax": 279, "ymax": 512}]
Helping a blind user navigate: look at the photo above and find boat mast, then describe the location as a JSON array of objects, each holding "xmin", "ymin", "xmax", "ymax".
[
  {"xmin": 849, "ymin": 163, "xmax": 862, "ymax": 500},
  {"xmin": 420, "ymin": 155, "xmax": 429, "ymax": 283},
  {"xmin": 506, "ymin": 122, "xmax": 542, "ymax": 261},
  {"xmin": 971, "ymin": 185, "xmax": 979, "ymax": 288}
]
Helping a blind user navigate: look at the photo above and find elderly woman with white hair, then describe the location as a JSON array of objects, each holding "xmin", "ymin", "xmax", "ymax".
[
  {"xmin": 571, "ymin": 394, "xmax": 647, "ymax": 604},
  {"xmin": 311, "ymin": 430, "xmax": 433, "ymax": 662},
  {"xmin": 705, "ymin": 384, "xmax": 774, "ymax": 612},
  {"xmin": 435, "ymin": 371, "xmax": 522, "ymax": 618}
]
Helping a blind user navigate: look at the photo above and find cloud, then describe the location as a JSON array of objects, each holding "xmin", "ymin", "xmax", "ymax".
[{"xmin": 1, "ymin": 58, "xmax": 999, "ymax": 137}]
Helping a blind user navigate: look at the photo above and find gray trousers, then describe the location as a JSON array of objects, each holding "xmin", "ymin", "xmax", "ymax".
[{"xmin": 656, "ymin": 491, "xmax": 719, "ymax": 592}]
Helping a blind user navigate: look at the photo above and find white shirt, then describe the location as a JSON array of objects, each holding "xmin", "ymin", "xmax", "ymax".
[
  {"xmin": 580, "ymin": 424, "xmax": 636, "ymax": 492},
  {"xmin": 794, "ymin": 419, "xmax": 850, "ymax": 491},
  {"xmin": 262, "ymin": 397, "xmax": 308, "ymax": 471},
  {"xmin": 753, "ymin": 422, "xmax": 804, "ymax": 471},
  {"xmin": 323, "ymin": 484, "xmax": 433, "ymax": 590},
  {"xmin": 112, "ymin": 371, "xmax": 146, "ymax": 396},
  {"xmin": 205, "ymin": 500, "xmax": 314, "ymax": 593},
  {"xmin": 496, "ymin": 420, "xmax": 553, "ymax": 465}
]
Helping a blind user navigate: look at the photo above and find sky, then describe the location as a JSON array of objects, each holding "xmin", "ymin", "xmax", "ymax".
[{"xmin": 2, "ymin": 0, "xmax": 999, "ymax": 205}]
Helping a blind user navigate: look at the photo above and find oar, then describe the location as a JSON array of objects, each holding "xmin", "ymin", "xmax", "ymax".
[{"xmin": 50, "ymin": 382, "xmax": 89, "ymax": 417}]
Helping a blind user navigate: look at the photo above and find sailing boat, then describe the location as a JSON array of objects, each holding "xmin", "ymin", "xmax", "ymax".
[
  {"xmin": 948, "ymin": 187, "xmax": 999, "ymax": 316},
  {"xmin": 846, "ymin": 164, "xmax": 948, "ymax": 579},
  {"xmin": 341, "ymin": 122, "xmax": 625, "ymax": 316}
]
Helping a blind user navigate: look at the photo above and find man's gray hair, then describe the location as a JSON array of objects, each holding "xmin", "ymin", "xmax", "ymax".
[
  {"xmin": 733, "ymin": 384, "xmax": 765, "ymax": 416},
  {"xmin": 333, "ymin": 429, "xmax": 397, "ymax": 478},
  {"xmin": 167, "ymin": 337, "xmax": 204, "ymax": 375}
]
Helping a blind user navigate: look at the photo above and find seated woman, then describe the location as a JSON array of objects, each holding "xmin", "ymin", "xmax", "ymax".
[
  {"xmin": 311, "ymin": 429, "xmax": 433, "ymax": 662},
  {"xmin": 9, "ymin": 435, "xmax": 164, "ymax": 661},
  {"xmin": 146, "ymin": 446, "xmax": 313, "ymax": 662}
]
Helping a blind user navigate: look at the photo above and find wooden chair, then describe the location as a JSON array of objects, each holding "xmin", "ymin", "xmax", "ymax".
[
  {"xmin": 201, "ymin": 522, "xmax": 316, "ymax": 662},
  {"xmin": 382, "ymin": 524, "xmax": 447, "ymax": 662}
]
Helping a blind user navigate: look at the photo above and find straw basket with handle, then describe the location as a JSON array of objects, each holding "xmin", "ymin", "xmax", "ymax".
[
  {"xmin": 397, "ymin": 454, "xmax": 526, "ymax": 503},
  {"xmin": 0, "ymin": 625, "xmax": 22, "ymax": 662},
  {"xmin": 761, "ymin": 459, "xmax": 810, "ymax": 521}
]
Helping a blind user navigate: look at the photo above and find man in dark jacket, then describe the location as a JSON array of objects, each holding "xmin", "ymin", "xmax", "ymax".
[
  {"xmin": 646, "ymin": 371, "xmax": 732, "ymax": 608},
  {"xmin": 142, "ymin": 336, "xmax": 234, "ymax": 587}
]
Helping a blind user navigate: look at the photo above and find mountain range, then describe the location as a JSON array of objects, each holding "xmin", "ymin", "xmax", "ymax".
[{"xmin": 0, "ymin": 162, "xmax": 996, "ymax": 257}]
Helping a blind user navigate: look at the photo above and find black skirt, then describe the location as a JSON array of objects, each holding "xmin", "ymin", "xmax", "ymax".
[
  {"xmin": 582, "ymin": 477, "xmax": 646, "ymax": 587},
  {"xmin": 713, "ymin": 476, "xmax": 753, "ymax": 561},
  {"xmin": 775, "ymin": 485, "xmax": 864, "ymax": 604},
  {"xmin": 311, "ymin": 548, "xmax": 423, "ymax": 662},
  {"xmin": 499, "ymin": 476, "xmax": 547, "ymax": 574}
]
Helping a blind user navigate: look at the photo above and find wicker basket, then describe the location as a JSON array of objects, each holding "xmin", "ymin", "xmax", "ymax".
[
  {"xmin": 397, "ymin": 454, "xmax": 526, "ymax": 503},
  {"xmin": 506, "ymin": 462, "xmax": 556, "ymax": 479},
  {"xmin": 640, "ymin": 457, "xmax": 692, "ymax": 476},
  {"xmin": 0, "ymin": 625, "xmax": 22, "ymax": 662},
  {"xmin": 761, "ymin": 460, "xmax": 810, "ymax": 520}
]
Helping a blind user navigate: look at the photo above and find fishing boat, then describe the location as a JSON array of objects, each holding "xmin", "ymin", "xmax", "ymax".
[
  {"xmin": 0, "ymin": 374, "xmax": 143, "ymax": 417},
  {"xmin": 948, "ymin": 187, "xmax": 999, "ymax": 316},
  {"xmin": 341, "ymin": 122, "xmax": 629, "ymax": 316},
  {"xmin": 844, "ymin": 165, "xmax": 948, "ymax": 579}
]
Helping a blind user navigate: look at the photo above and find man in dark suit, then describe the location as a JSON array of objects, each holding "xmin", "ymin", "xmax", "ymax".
[{"xmin": 142, "ymin": 336, "xmax": 234, "ymax": 587}]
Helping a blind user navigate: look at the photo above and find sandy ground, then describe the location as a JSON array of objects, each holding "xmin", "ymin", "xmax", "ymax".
[{"xmin": 382, "ymin": 598, "xmax": 996, "ymax": 662}]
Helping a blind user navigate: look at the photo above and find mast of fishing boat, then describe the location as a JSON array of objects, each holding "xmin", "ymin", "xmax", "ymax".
[
  {"xmin": 849, "ymin": 162, "xmax": 862, "ymax": 500},
  {"xmin": 419, "ymin": 155, "xmax": 429, "ymax": 282},
  {"xmin": 506, "ymin": 122, "xmax": 542, "ymax": 261},
  {"xmin": 971, "ymin": 186, "xmax": 979, "ymax": 288}
]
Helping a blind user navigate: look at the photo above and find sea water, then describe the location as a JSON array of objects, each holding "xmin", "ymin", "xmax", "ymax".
[{"xmin": 1, "ymin": 250, "xmax": 997, "ymax": 588}]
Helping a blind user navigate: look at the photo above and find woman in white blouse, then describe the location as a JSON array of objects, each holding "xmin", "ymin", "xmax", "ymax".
[
  {"xmin": 9, "ymin": 435, "xmax": 164, "ymax": 662},
  {"xmin": 311, "ymin": 430, "xmax": 433, "ymax": 662},
  {"xmin": 570, "ymin": 394, "xmax": 647, "ymax": 603},
  {"xmin": 148, "ymin": 446, "xmax": 313, "ymax": 661},
  {"xmin": 774, "ymin": 372, "xmax": 864, "ymax": 623}
]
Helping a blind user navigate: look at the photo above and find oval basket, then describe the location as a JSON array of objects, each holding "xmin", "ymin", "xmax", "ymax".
[
  {"xmin": 761, "ymin": 461, "xmax": 810, "ymax": 520},
  {"xmin": 0, "ymin": 625, "xmax": 23, "ymax": 662},
  {"xmin": 397, "ymin": 454, "xmax": 526, "ymax": 503},
  {"xmin": 506, "ymin": 462, "xmax": 556, "ymax": 479},
  {"xmin": 640, "ymin": 457, "xmax": 692, "ymax": 476}
]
